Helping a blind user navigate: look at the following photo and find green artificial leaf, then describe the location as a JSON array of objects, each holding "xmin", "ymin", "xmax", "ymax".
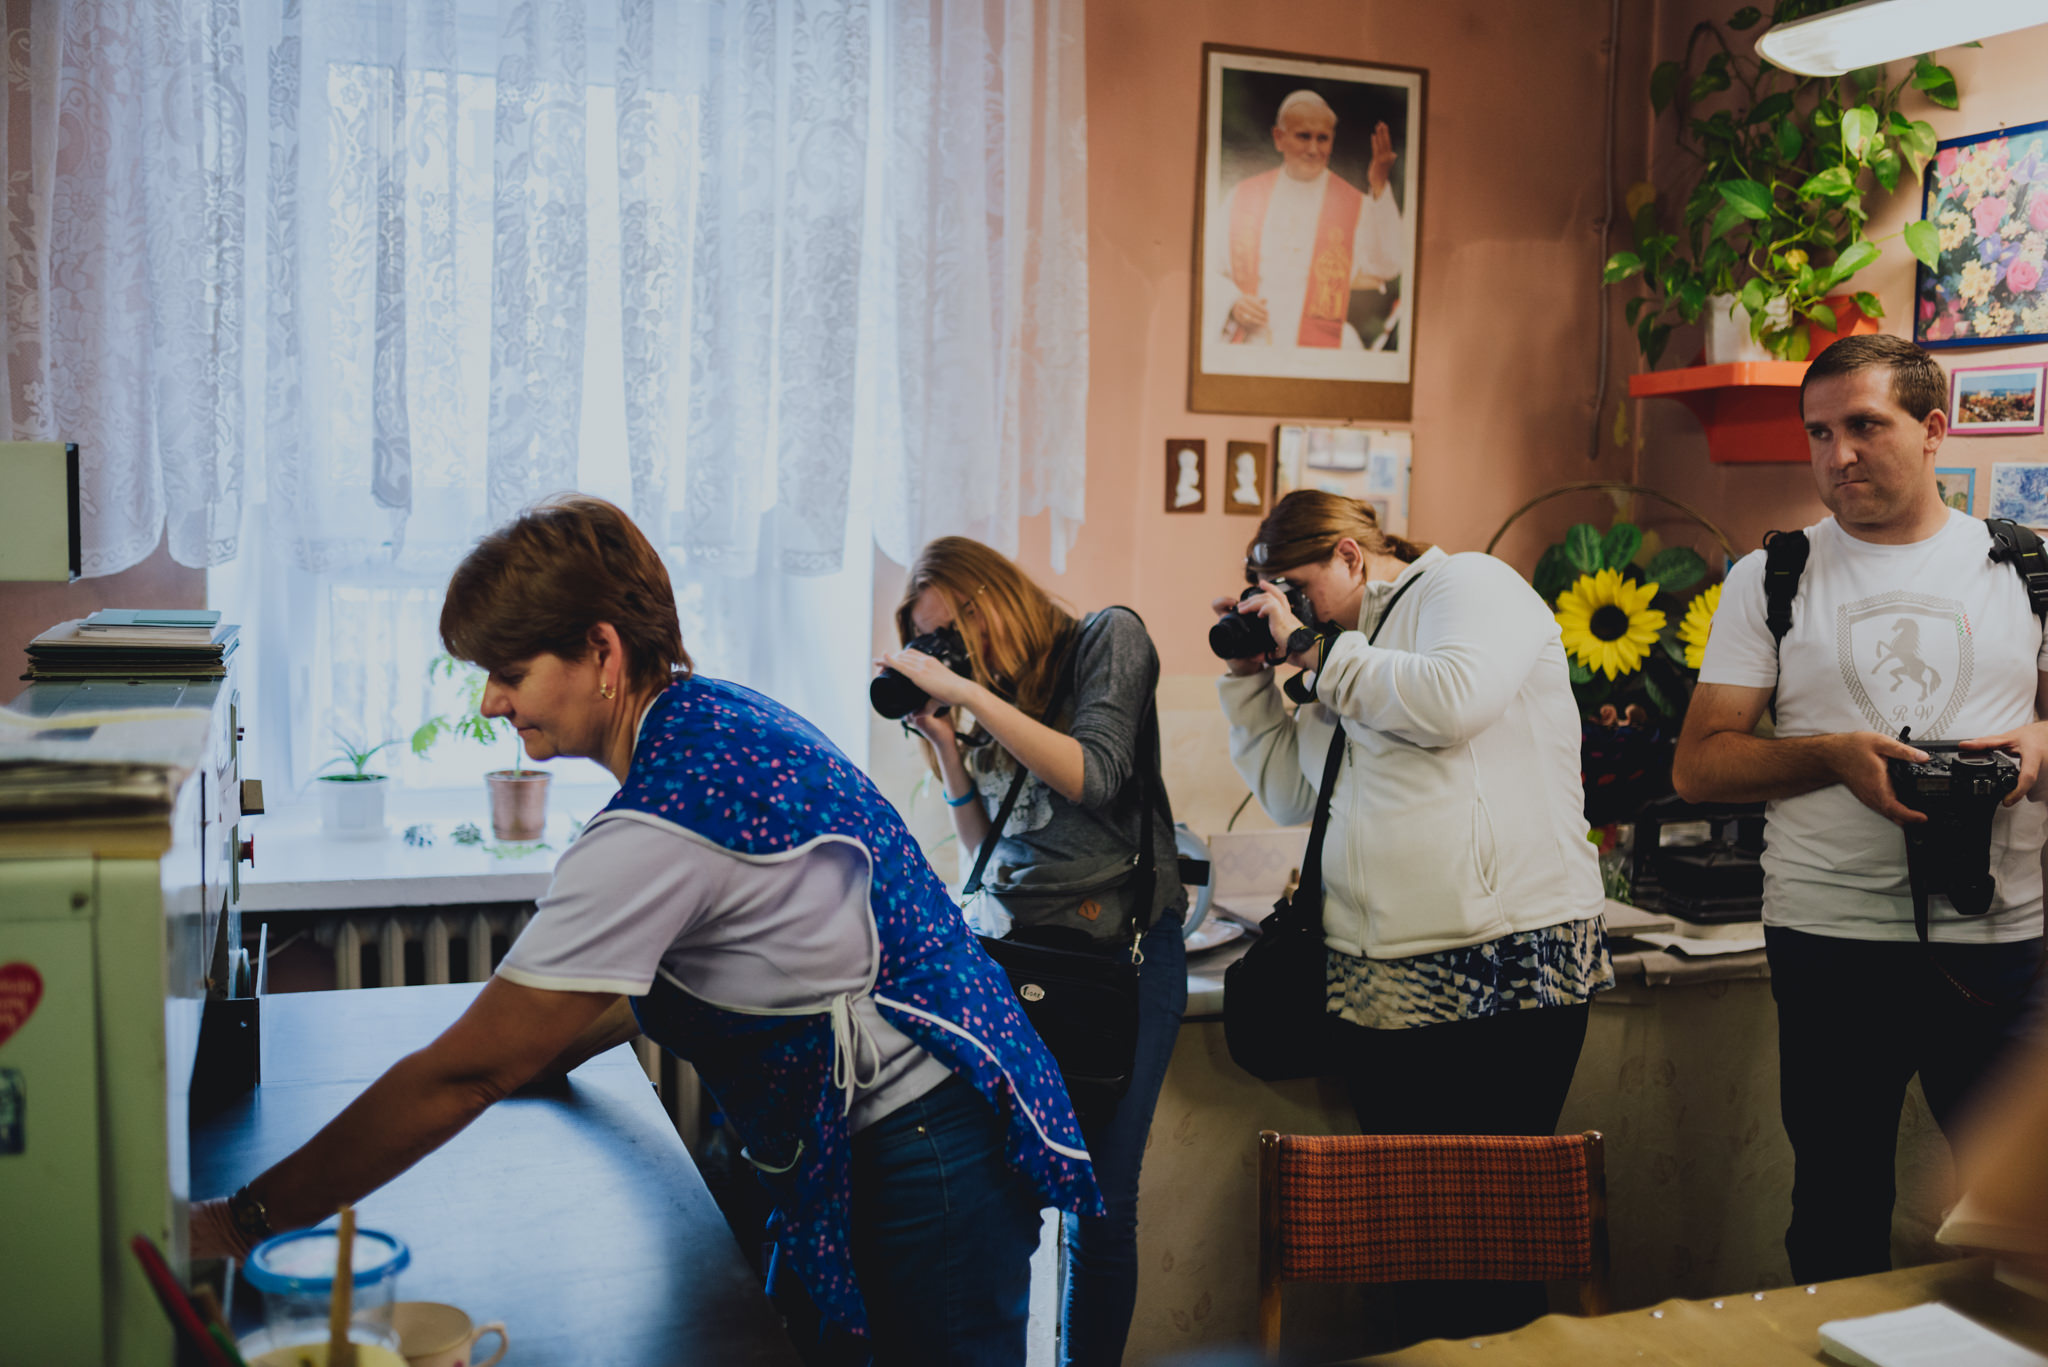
[
  {"xmin": 1534, "ymin": 544, "xmax": 1579, "ymax": 604},
  {"xmin": 1644, "ymin": 322, "xmax": 1672, "ymax": 367},
  {"xmin": 1728, "ymin": 5, "xmax": 1762, "ymax": 29},
  {"xmin": 1678, "ymin": 276, "xmax": 1708, "ymax": 323},
  {"xmin": 1661, "ymin": 635, "xmax": 1690, "ymax": 665},
  {"xmin": 1785, "ymin": 326, "xmax": 1812, "ymax": 361},
  {"xmin": 1870, "ymin": 145, "xmax": 1901, "ymax": 193},
  {"xmin": 1738, "ymin": 276, "xmax": 1768, "ymax": 313},
  {"xmin": 1568, "ymin": 657, "xmax": 1594, "ymax": 685},
  {"xmin": 1902, "ymin": 218, "xmax": 1942, "ymax": 269},
  {"xmin": 1642, "ymin": 671, "xmax": 1678, "ymax": 718},
  {"xmin": 1812, "ymin": 102, "xmax": 1840, "ymax": 130},
  {"xmin": 1644, "ymin": 546, "xmax": 1707, "ymax": 593},
  {"xmin": 1911, "ymin": 59, "xmax": 1959, "ymax": 109},
  {"xmin": 1849, "ymin": 65, "xmax": 1886, "ymax": 94},
  {"xmin": 1603, "ymin": 250, "xmax": 1645, "ymax": 284},
  {"xmin": 1776, "ymin": 118, "xmax": 1804, "ymax": 162},
  {"xmin": 1841, "ymin": 105, "xmax": 1879, "ymax": 159},
  {"xmin": 1718, "ymin": 180, "xmax": 1773, "ymax": 220},
  {"xmin": 1651, "ymin": 60, "xmax": 1683, "ymax": 115},
  {"xmin": 1625, "ymin": 296, "xmax": 1646, "ymax": 326},
  {"xmin": 1690, "ymin": 55, "xmax": 1733, "ymax": 103},
  {"xmin": 1807, "ymin": 301, "xmax": 1839, "ymax": 332},
  {"xmin": 1565, "ymin": 523, "xmax": 1603, "ymax": 575},
  {"xmin": 1747, "ymin": 91, "xmax": 1794, "ymax": 124},
  {"xmin": 1798, "ymin": 166, "xmax": 1856, "ymax": 200},
  {"xmin": 1854, "ymin": 290, "xmax": 1884, "ymax": 319},
  {"xmin": 1600, "ymin": 523, "xmax": 1643, "ymax": 572},
  {"xmin": 1825, "ymin": 239, "xmax": 1880, "ymax": 288},
  {"xmin": 1904, "ymin": 120, "xmax": 1938, "ymax": 162}
]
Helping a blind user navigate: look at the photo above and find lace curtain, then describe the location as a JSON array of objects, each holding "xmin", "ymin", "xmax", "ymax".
[{"xmin": 8, "ymin": 0, "xmax": 1087, "ymax": 783}]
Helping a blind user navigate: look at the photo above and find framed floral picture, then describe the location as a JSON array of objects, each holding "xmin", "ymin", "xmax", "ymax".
[{"xmin": 1915, "ymin": 120, "xmax": 2048, "ymax": 347}]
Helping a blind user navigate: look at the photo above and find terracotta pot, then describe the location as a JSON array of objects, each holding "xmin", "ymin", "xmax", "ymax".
[
  {"xmin": 486, "ymin": 770, "xmax": 550, "ymax": 842},
  {"xmin": 1806, "ymin": 291, "xmax": 1881, "ymax": 357}
]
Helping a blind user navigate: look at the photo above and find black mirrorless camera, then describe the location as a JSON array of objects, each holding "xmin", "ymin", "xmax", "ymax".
[
  {"xmin": 871, "ymin": 625, "xmax": 974, "ymax": 720},
  {"xmin": 1209, "ymin": 581, "xmax": 1317, "ymax": 661},
  {"xmin": 1887, "ymin": 731, "xmax": 2019, "ymax": 921}
]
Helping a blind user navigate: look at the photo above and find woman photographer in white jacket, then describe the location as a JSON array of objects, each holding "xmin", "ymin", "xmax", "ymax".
[{"xmin": 1215, "ymin": 490, "xmax": 1612, "ymax": 1340}]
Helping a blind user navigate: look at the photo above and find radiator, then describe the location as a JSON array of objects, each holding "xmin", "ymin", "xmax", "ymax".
[{"xmin": 309, "ymin": 907, "xmax": 532, "ymax": 991}]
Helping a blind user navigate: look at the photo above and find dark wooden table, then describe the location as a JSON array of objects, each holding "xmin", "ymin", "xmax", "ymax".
[{"xmin": 191, "ymin": 983, "xmax": 801, "ymax": 1366}]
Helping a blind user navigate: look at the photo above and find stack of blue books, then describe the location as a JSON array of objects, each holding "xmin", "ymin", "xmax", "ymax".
[{"xmin": 24, "ymin": 609, "xmax": 239, "ymax": 681}]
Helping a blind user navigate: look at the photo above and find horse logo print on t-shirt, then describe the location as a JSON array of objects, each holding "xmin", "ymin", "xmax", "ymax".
[{"xmin": 1836, "ymin": 590, "xmax": 1972, "ymax": 738}]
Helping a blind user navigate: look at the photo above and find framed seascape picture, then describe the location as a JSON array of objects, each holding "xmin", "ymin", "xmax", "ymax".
[
  {"xmin": 1936, "ymin": 466, "xmax": 1975, "ymax": 514},
  {"xmin": 1272, "ymin": 425, "xmax": 1412, "ymax": 534},
  {"xmin": 1914, "ymin": 120, "xmax": 2048, "ymax": 347},
  {"xmin": 1949, "ymin": 364, "xmax": 2046, "ymax": 435},
  {"xmin": 1190, "ymin": 44, "xmax": 1426, "ymax": 420}
]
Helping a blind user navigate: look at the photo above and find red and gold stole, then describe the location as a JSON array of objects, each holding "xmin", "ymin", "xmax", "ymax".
[{"xmin": 1224, "ymin": 169, "xmax": 1365, "ymax": 347}]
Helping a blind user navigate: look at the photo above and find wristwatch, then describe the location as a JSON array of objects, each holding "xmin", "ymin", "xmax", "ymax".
[
  {"xmin": 1284, "ymin": 624, "xmax": 1319, "ymax": 659},
  {"xmin": 228, "ymin": 1184, "xmax": 274, "ymax": 1247}
]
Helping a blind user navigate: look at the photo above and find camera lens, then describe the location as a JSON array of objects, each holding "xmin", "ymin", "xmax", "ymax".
[
  {"xmin": 1209, "ymin": 608, "xmax": 1271, "ymax": 661},
  {"xmin": 870, "ymin": 670, "xmax": 929, "ymax": 721}
]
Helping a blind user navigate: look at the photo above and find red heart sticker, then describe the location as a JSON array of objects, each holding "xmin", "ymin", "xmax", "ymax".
[{"xmin": 0, "ymin": 963, "xmax": 44, "ymax": 1049}]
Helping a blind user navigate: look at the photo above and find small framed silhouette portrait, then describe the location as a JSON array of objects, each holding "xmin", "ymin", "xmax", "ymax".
[
  {"xmin": 1224, "ymin": 441, "xmax": 1268, "ymax": 515},
  {"xmin": 1165, "ymin": 439, "xmax": 1207, "ymax": 513}
]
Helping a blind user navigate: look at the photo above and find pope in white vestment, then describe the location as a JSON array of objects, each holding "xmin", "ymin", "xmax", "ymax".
[{"xmin": 1205, "ymin": 89, "xmax": 1408, "ymax": 351}]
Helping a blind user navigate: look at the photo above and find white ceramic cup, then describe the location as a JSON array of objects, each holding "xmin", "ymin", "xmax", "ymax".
[{"xmin": 389, "ymin": 1301, "xmax": 508, "ymax": 1367}]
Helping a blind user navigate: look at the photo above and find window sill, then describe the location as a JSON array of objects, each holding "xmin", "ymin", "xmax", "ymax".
[{"xmin": 239, "ymin": 783, "xmax": 618, "ymax": 913}]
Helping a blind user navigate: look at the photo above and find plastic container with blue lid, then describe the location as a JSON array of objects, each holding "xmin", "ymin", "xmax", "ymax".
[{"xmin": 246, "ymin": 1227, "xmax": 409, "ymax": 1352}]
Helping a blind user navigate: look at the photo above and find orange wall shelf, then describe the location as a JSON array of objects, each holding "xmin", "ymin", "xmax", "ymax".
[{"xmin": 1628, "ymin": 361, "xmax": 1811, "ymax": 464}]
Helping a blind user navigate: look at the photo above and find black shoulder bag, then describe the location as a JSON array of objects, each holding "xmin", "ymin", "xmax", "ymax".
[
  {"xmin": 1223, "ymin": 571, "xmax": 1425, "ymax": 1081},
  {"xmin": 965, "ymin": 639, "xmax": 1160, "ymax": 1124}
]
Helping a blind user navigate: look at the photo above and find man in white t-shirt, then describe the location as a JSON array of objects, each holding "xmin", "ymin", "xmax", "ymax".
[
  {"xmin": 1674, "ymin": 334, "xmax": 2048, "ymax": 1284},
  {"xmin": 1204, "ymin": 90, "xmax": 1406, "ymax": 351}
]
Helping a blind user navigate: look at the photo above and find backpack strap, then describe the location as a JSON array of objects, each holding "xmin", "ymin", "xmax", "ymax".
[
  {"xmin": 1760, "ymin": 528, "xmax": 1810, "ymax": 645},
  {"xmin": 1985, "ymin": 517, "xmax": 2048, "ymax": 620}
]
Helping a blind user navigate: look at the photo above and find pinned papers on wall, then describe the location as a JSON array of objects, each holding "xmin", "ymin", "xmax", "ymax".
[{"xmin": 1272, "ymin": 425, "xmax": 1412, "ymax": 535}]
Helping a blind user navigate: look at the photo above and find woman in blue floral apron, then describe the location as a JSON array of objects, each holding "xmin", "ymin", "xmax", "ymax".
[{"xmin": 193, "ymin": 496, "xmax": 1099, "ymax": 1367}]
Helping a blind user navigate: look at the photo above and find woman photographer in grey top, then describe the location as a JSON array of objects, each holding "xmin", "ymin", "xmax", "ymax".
[{"xmin": 879, "ymin": 535, "xmax": 1184, "ymax": 1367}]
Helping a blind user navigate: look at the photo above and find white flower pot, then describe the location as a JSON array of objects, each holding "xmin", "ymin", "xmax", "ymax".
[
  {"xmin": 319, "ymin": 774, "xmax": 390, "ymax": 840},
  {"xmin": 1703, "ymin": 293, "xmax": 1773, "ymax": 364}
]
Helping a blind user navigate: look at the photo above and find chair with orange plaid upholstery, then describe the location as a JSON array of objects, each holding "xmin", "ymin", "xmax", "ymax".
[{"xmin": 1255, "ymin": 1129, "xmax": 1610, "ymax": 1354}]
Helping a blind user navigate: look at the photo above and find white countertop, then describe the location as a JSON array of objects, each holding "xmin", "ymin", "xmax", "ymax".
[{"xmin": 239, "ymin": 783, "xmax": 618, "ymax": 912}]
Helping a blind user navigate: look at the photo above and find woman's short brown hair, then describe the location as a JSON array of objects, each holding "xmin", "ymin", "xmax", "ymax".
[
  {"xmin": 440, "ymin": 494, "xmax": 691, "ymax": 692},
  {"xmin": 1243, "ymin": 489, "xmax": 1431, "ymax": 579}
]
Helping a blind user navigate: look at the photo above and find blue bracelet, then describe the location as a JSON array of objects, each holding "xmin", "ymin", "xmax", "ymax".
[{"xmin": 943, "ymin": 787, "xmax": 979, "ymax": 808}]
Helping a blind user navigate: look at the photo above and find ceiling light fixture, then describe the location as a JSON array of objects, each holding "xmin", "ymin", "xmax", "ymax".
[{"xmin": 1755, "ymin": 0, "xmax": 2048, "ymax": 77}]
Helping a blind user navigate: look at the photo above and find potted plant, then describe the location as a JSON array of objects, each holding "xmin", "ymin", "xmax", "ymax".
[
  {"xmin": 411, "ymin": 655, "xmax": 550, "ymax": 842},
  {"xmin": 317, "ymin": 730, "xmax": 398, "ymax": 839},
  {"xmin": 1603, "ymin": 2, "xmax": 1956, "ymax": 365}
]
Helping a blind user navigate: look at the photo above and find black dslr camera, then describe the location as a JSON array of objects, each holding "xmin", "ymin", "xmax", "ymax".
[
  {"xmin": 1209, "ymin": 581, "xmax": 1316, "ymax": 661},
  {"xmin": 871, "ymin": 625, "xmax": 974, "ymax": 720},
  {"xmin": 1887, "ymin": 730, "xmax": 2019, "ymax": 924}
]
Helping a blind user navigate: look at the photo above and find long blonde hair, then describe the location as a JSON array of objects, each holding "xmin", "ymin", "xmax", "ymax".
[
  {"xmin": 1244, "ymin": 489, "xmax": 1431, "ymax": 579},
  {"xmin": 896, "ymin": 537, "xmax": 1078, "ymax": 775}
]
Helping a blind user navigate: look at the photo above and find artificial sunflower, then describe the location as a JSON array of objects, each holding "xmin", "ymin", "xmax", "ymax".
[
  {"xmin": 1555, "ymin": 568, "xmax": 1666, "ymax": 681},
  {"xmin": 1676, "ymin": 581, "xmax": 1721, "ymax": 670}
]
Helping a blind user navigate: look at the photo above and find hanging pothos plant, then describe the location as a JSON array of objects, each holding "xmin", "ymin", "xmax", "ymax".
[{"xmin": 1602, "ymin": 1, "xmax": 1956, "ymax": 364}]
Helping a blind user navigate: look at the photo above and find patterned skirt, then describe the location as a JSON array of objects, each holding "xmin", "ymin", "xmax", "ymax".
[{"xmin": 1326, "ymin": 915, "xmax": 1615, "ymax": 1031}]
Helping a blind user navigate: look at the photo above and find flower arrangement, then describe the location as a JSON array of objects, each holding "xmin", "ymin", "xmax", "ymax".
[
  {"xmin": 1536, "ymin": 522, "xmax": 1718, "ymax": 723},
  {"xmin": 1910, "ymin": 124, "xmax": 2048, "ymax": 344},
  {"xmin": 1603, "ymin": 2, "xmax": 1952, "ymax": 364}
]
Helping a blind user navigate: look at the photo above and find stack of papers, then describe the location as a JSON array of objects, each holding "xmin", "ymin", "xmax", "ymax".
[
  {"xmin": 25, "ymin": 611, "xmax": 238, "ymax": 680},
  {"xmin": 1820, "ymin": 1303, "xmax": 2048, "ymax": 1366},
  {"xmin": 0, "ymin": 703, "xmax": 210, "ymax": 822}
]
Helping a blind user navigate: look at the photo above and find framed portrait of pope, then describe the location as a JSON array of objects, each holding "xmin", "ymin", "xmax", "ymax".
[{"xmin": 1189, "ymin": 45, "xmax": 1425, "ymax": 420}]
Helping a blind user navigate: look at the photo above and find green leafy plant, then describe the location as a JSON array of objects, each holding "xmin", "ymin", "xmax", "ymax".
[
  {"xmin": 1603, "ymin": 2, "xmax": 1955, "ymax": 364},
  {"xmin": 319, "ymin": 729, "xmax": 398, "ymax": 782},
  {"xmin": 410, "ymin": 655, "xmax": 525, "ymax": 772}
]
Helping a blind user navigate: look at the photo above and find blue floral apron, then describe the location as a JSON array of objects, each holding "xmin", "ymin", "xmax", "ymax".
[{"xmin": 612, "ymin": 676, "xmax": 1100, "ymax": 1334}]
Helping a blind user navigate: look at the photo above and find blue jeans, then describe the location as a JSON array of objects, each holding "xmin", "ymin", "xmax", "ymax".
[
  {"xmin": 1767, "ymin": 925, "xmax": 2044, "ymax": 1283},
  {"xmin": 839, "ymin": 1072, "xmax": 1045, "ymax": 1367},
  {"xmin": 1061, "ymin": 913, "xmax": 1187, "ymax": 1367}
]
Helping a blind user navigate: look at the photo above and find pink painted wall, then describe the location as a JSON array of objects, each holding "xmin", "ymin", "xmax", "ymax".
[
  {"xmin": 1631, "ymin": 10, "xmax": 2048, "ymax": 554},
  {"xmin": 994, "ymin": 0, "xmax": 1658, "ymax": 677}
]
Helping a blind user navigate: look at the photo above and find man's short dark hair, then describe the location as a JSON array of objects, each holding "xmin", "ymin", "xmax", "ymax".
[{"xmin": 1800, "ymin": 333, "xmax": 1948, "ymax": 421}]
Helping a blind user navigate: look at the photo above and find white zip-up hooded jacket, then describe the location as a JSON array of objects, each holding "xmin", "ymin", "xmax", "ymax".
[{"xmin": 1218, "ymin": 547, "xmax": 1604, "ymax": 959}]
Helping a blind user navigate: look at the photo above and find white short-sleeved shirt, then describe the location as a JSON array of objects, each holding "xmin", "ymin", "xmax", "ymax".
[
  {"xmin": 496, "ymin": 814, "xmax": 952, "ymax": 1128},
  {"xmin": 1700, "ymin": 510, "xmax": 2048, "ymax": 942}
]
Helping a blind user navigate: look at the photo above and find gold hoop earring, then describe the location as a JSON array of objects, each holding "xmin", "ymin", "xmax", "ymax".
[{"xmin": 601, "ymin": 682, "xmax": 616, "ymax": 700}]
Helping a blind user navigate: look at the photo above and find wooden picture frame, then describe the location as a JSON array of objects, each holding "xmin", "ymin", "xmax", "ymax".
[
  {"xmin": 1224, "ymin": 441, "xmax": 1268, "ymax": 515},
  {"xmin": 1165, "ymin": 439, "xmax": 1207, "ymax": 513},
  {"xmin": 1190, "ymin": 43, "xmax": 1426, "ymax": 420}
]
